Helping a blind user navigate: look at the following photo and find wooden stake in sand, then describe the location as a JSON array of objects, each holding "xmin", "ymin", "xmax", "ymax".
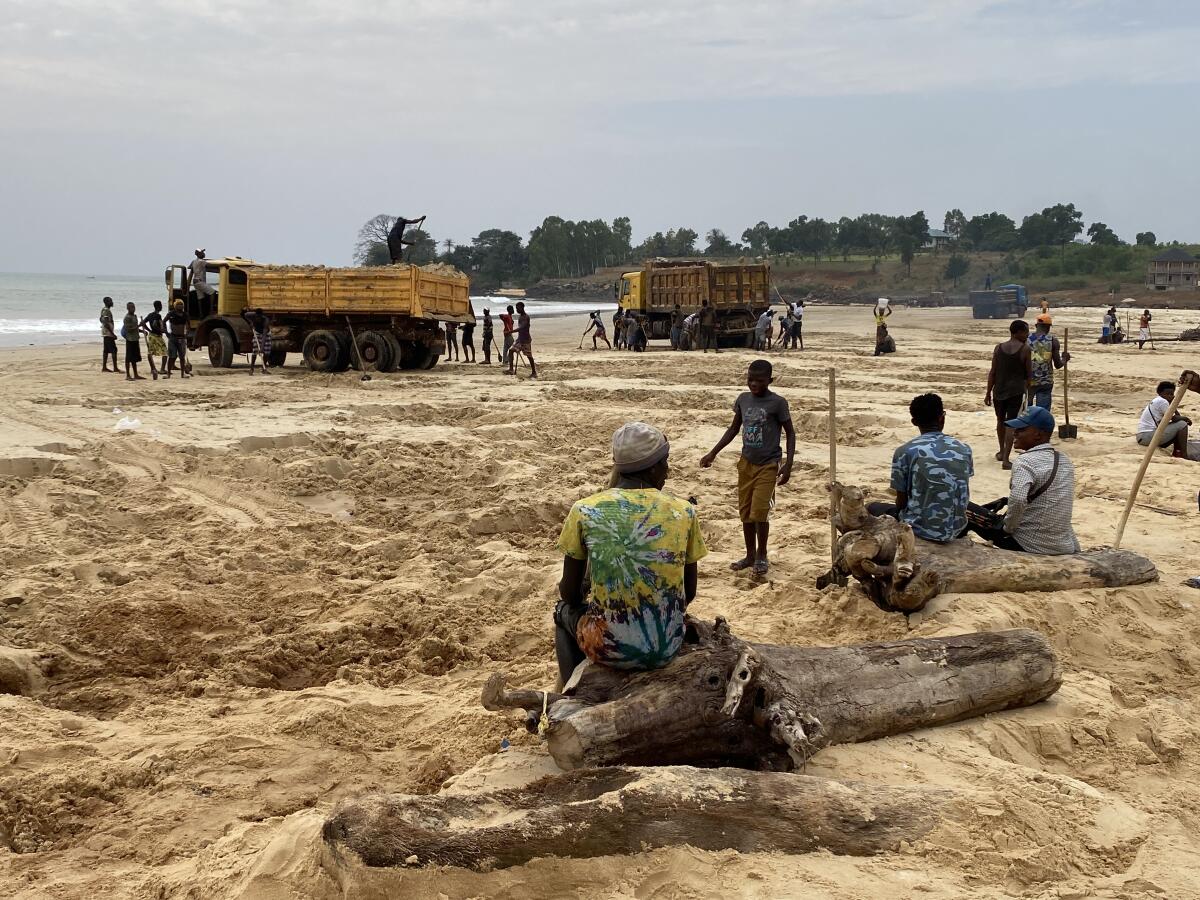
[
  {"xmin": 828, "ymin": 368, "xmax": 837, "ymax": 565},
  {"xmin": 1113, "ymin": 369, "xmax": 1198, "ymax": 549}
]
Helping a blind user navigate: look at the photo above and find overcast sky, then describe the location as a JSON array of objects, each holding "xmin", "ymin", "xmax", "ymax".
[{"xmin": 2, "ymin": 0, "xmax": 1198, "ymax": 274}]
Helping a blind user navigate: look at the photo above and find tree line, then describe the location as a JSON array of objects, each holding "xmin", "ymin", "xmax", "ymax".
[{"xmin": 352, "ymin": 204, "xmax": 1173, "ymax": 292}]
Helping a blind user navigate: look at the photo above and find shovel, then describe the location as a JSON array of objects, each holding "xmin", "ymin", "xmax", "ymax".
[{"xmin": 1059, "ymin": 327, "xmax": 1077, "ymax": 439}]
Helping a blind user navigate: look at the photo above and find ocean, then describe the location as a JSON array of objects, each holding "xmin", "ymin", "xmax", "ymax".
[{"xmin": 0, "ymin": 272, "xmax": 613, "ymax": 349}]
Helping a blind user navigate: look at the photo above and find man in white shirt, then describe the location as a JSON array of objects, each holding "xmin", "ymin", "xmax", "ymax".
[
  {"xmin": 967, "ymin": 406, "xmax": 1079, "ymax": 555},
  {"xmin": 790, "ymin": 300, "xmax": 804, "ymax": 350},
  {"xmin": 754, "ymin": 310, "xmax": 774, "ymax": 350},
  {"xmin": 189, "ymin": 248, "xmax": 215, "ymax": 311},
  {"xmin": 1137, "ymin": 380, "xmax": 1190, "ymax": 457}
]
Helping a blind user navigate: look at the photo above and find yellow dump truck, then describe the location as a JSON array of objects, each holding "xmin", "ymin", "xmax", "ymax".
[
  {"xmin": 164, "ymin": 258, "xmax": 472, "ymax": 371},
  {"xmin": 616, "ymin": 260, "xmax": 771, "ymax": 348}
]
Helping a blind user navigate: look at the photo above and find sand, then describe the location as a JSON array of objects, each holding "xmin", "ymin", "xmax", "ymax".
[{"xmin": 2, "ymin": 306, "xmax": 1200, "ymax": 898}]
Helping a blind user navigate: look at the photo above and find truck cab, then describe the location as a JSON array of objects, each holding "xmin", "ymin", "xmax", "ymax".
[
  {"xmin": 164, "ymin": 257, "xmax": 260, "ymax": 361},
  {"xmin": 617, "ymin": 272, "xmax": 645, "ymax": 312}
]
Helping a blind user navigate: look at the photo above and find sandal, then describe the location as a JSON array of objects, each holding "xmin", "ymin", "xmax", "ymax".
[
  {"xmin": 753, "ymin": 559, "xmax": 769, "ymax": 576},
  {"xmin": 729, "ymin": 558, "xmax": 754, "ymax": 572}
]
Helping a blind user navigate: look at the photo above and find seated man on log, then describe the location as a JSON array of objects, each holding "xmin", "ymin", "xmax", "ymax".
[
  {"xmin": 554, "ymin": 422, "xmax": 708, "ymax": 685},
  {"xmin": 1136, "ymin": 380, "xmax": 1191, "ymax": 458},
  {"xmin": 966, "ymin": 406, "xmax": 1080, "ymax": 554},
  {"xmin": 868, "ymin": 392, "xmax": 973, "ymax": 544}
]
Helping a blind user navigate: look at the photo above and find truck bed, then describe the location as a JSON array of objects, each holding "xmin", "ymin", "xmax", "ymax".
[{"xmin": 246, "ymin": 265, "xmax": 472, "ymax": 321}]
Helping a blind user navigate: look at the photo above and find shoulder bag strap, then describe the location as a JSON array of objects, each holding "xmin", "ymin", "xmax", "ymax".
[{"xmin": 1026, "ymin": 450, "xmax": 1060, "ymax": 504}]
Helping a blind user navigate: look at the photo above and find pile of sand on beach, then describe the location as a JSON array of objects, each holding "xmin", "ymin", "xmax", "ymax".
[{"xmin": 2, "ymin": 305, "xmax": 1200, "ymax": 898}]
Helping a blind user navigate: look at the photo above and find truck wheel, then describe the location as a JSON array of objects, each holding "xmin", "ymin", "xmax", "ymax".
[
  {"xmin": 208, "ymin": 328, "xmax": 235, "ymax": 368},
  {"xmin": 403, "ymin": 342, "xmax": 431, "ymax": 370},
  {"xmin": 302, "ymin": 330, "xmax": 341, "ymax": 372},
  {"xmin": 267, "ymin": 349, "xmax": 287, "ymax": 368},
  {"xmin": 422, "ymin": 351, "xmax": 441, "ymax": 370},
  {"xmin": 354, "ymin": 331, "xmax": 394, "ymax": 372},
  {"xmin": 379, "ymin": 333, "xmax": 402, "ymax": 372},
  {"xmin": 333, "ymin": 331, "xmax": 352, "ymax": 371}
]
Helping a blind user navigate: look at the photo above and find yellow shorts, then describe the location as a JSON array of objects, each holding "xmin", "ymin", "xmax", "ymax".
[{"xmin": 737, "ymin": 456, "xmax": 778, "ymax": 523}]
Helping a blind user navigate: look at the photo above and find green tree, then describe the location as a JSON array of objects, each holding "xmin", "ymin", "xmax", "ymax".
[
  {"xmin": 965, "ymin": 212, "xmax": 1019, "ymax": 252},
  {"xmin": 1135, "ymin": 231, "xmax": 1157, "ymax": 246},
  {"xmin": 470, "ymin": 229, "xmax": 528, "ymax": 290},
  {"xmin": 1024, "ymin": 202, "xmax": 1084, "ymax": 260},
  {"xmin": 704, "ymin": 228, "xmax": 738, "ymax": 257},
  {"xmin": 741, "ymin": 221, "xmax": 772, "ymax": 255},
  {"xmin": 944, "ymin": 253, "xmax": 969, "ymax": 288},
  {"xmin": 1087, "ymin": 222, "xmax": 1120, "ymax": 246},
  {"xmin": 897, "ymin": 234, "xmax": 916, "ymax": 275},
  {"xmin": 611, "ymin": 217, "xmax": 633, "ymax": 263},
  {"xmin": 943, "ymin": 209, "xmax": 968, "ymax": 244}
]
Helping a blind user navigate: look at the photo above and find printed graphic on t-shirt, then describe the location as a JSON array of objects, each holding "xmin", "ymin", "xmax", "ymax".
[{"xmin": 742, "ymin": 406, "xmax": 767, "ymax": 449}]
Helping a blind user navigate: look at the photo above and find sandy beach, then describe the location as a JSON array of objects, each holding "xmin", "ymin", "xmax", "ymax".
[{"xmin": 3, "ymin": 305, "xmax": 1200, "ymax": 898}]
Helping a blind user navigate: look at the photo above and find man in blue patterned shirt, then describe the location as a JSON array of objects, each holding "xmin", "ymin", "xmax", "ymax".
[{"xmin": 868, "ymin": 393, "xmax": 973, "ymax": 543}]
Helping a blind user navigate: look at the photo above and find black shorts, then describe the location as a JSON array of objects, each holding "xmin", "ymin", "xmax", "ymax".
[
  {"xmin": 125, "ymin": 340, "xmax": 142, "ymax": 363},
  {"xmin": 103, "ymin": 336, "xmax": 117, "ymax": 354},
  {"xmin": 994, "ymin": 394, "xmax": 1022, "ymax": 420}
]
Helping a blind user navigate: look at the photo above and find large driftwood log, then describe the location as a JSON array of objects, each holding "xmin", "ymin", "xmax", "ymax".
[
  {"xmin": 915, "ymin": 539, "xmax": 1158, "ymax": 594},
  {"xmin": 484, "ymin": 619, "xmax": 1061, "ymax": 771},
  {"xmin": 323, "ymin": 765, "xmax": 960, "ymax": 870},
  {"xmin": 816, "ymin": 485, "xmax": 1159, "ymax": 612}
]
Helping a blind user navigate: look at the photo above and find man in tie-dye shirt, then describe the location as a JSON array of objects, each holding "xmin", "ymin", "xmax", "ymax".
[{"xmin": 554, "ymin": 422, "xmax": 707, "ymax": 683}]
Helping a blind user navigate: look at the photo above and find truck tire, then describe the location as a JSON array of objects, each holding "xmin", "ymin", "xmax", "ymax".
[
  {"xmin": 379, "ymin": 333, "xmax": 402, "ymax": 372},
  {"xmin": 353, "ymin": 330, "xmax": 394, "ymax": 372},
  {"xmin": 972, "ymin": 306, "xmax": 987, "ymax": 319},
  {"xmin": 302, "ymin": 330, "xmax": 341, "ymax": 372},
  {"xmin": 208, "ymin": 328, "xmax": 235, "ymax": 368},
  {"xmin": 422, "ymin": 351, "xmax": 441, "ymax": 370},
  {"xmin": 404, "ymin": 341, "xmax": 433, "ymax": 370},
  {"xmin": 333, "ymin": 331, "xmax": 352, "ymax": 371},
  {"xmin": 267, "ymin": 348, "xmax": 287, "ymax": 368}
]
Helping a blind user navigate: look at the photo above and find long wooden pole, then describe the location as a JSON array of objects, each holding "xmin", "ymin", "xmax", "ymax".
[
  {"xmin": 1114, "ymin": 370, "xmax": 1198, "ymax": 549},
  {"xmin": 829, "ymin": 368, "xmax": 838, "ymax": 565},
  {"xmin": 1062, "ymin": 328, "xmax": 1071, "ymax": 427}
]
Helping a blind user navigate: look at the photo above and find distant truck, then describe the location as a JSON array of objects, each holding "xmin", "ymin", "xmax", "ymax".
[
  {"xmin": 970, "ymin": 284, "xmax": 1028, "ymax": 319},
  {"xmin": 616, "ymin": 259, "xmax": 771, "ymax": 348},
  {"xmin": 164, "ymin": 258, "xmax": 472, "ymax": 371}
]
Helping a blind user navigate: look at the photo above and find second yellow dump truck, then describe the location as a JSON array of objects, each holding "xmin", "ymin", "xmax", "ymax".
[
  {"xmin": 164, "ymin": 258, "xmax": 472, "ymax": 371},
  {"xmin": 616, "ymin": 259, "xmax": 771, "ymax": 348}
]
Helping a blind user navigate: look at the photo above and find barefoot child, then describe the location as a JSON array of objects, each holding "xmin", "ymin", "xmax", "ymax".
[{"xmin": 700, "ymin": 359, "xmax": 795, "ymax": 576}]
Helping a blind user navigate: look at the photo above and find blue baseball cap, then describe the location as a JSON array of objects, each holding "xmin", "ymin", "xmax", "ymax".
[{"xmin": 1005, "ymin": 406, "xmax": 1055, "ymax": 432}]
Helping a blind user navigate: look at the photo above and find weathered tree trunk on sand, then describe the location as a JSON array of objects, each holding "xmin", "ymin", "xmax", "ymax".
[
  {"xmin": 483, "ymin": 619, "xmax": 1061, "ymax": 771},
  {"xmin": 323, "ymin": 765, "xmax": 961, "ymax": 870},
  {"xmin": 916, "ymin": 540, "xmax": 1158, "ymax": 594}
]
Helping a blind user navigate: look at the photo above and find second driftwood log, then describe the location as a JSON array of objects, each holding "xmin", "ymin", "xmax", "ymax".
[
  {"xmin": 323, "ymin": 765, "xmax": 959, "ymax": 870},
  {"xmin": 483, "ymin": 618, "xmax": 1061, "ymax": 772}
]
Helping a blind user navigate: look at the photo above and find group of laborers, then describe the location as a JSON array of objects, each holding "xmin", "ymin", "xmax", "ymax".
[
  {"xmin": 549, "ymin": 362, "xmax": 1096, "ymax": 688},
  {"xmin": 444, "ymin": 302, "xmax": 538, "ymax": 378},
  {"xmin": 100, "ymin": 295, "xmax": 192, "ymax": 381},
  {"xmin": 754, "ymin": 300, "xmax": 805, "ymax": 351}
]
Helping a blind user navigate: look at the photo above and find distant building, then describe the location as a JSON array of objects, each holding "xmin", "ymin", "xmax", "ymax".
[
  {"xmin": 1146, "ymin": 248, "xmax": 1198, "ymax": 291},
  {"xmin": 924, "ymin": 228, "xmax": 952, "ymax": 250}
]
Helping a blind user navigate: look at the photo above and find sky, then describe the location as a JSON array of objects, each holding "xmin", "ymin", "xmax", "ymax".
[{"xmin": 2, "ymin": 0, "xmax": 1198, "ymax": 274}]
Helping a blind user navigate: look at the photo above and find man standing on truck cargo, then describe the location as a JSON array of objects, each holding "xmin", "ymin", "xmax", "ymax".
[
  {"xmin": 698, "ymin": 299, "xmax": 718, "ymax": 353},
  {"xmin": 386, "ymin": 215, "xmax": 427, "ymax": 264},
  {"xmin": 189, "ymin": 249, "xmax": 215, "ymax": 312}
]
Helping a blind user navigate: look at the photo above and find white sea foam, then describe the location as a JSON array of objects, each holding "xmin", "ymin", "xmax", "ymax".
[{"xmin": 0, "ymin": 319, "xmax": 96, "ymax": 334}]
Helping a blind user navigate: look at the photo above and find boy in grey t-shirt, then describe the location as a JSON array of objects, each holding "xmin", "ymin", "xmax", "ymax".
[{"xmin": 700, "ymin": 359, "xmax": 796, "ymax": 576}]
